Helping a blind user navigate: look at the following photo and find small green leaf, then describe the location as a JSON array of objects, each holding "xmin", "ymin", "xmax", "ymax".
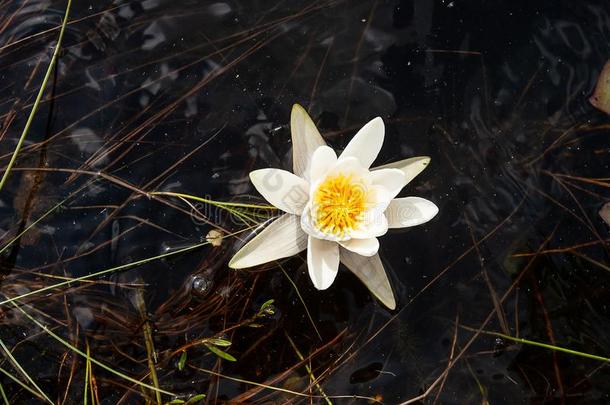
[
  {"xmin": 167, "ymin": 400, "xmax": 185, "ymax": 404},
  {"xmin": 207, "ymin": 338, "xmax": 232, "ymax": 347},
  {"xmin": 260, "ymin": 299, "xmax": 274, "ymax": 311},
  {"xmin": 205, "ymin": 343, "xmax": 237, "ymax": 362},
  {"xmin": 248, "ymin": 323, "xmax": 263, "ymax": 328},
  {"xmin": 178, "ymin": 350, "xmax": 187, "ymax": 371},
  {"xmin": 184, "ymin": 394, "xmax": 206, "ymax": 404}
]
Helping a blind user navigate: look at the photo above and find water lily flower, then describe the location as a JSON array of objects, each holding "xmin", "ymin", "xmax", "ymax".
[{"xmin": 229, "ymin": 104, "xmax": 438, "ymax": 309}]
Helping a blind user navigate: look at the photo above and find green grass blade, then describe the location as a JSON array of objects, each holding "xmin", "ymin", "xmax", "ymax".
[
  {"xmin": 0, "ymin": 0, "xmax": 73, "ymax": 192},
  {"xmin": 0, "ymin": 224, "xmax": 257, "ymax": 308},
  {"xmin": 0, "ymin": 240, "xmax": 209, "ymax": 307},
  {"xmin": 0, "ymin": 381, "xmax": 8, "ymax": 405},
  {"xmin": 0, "ymin": 193, "xmax": 75, "ymax": 255},
  {"xmin": 463, "ymin": 325, "xmax": 610, "ymax": 363},
  {"xmin": 492, "ymin": 331, "xmax": 610, "ymax": 363},
  {"xmin": 0, "ymin": 365, "xmax": 48, "ymax": 402},
  {"xmin": 0, "ymin": 338, "xmax": 53, "ymax": 404},
  {"xmin": 84, "ymin": 340, "xmax": 91, "ymax": 405},
  {"xmin": 10, "ymin": 302, "xmax": 175, "ymax": 397}
]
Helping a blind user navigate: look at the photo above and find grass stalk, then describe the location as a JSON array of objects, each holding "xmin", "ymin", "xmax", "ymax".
[
  {"xmin": 0, "ymin": 0, "xmax": 73, "ymax": 192},
  {"xmin": 0, "ymin": 365, "xmax": 48, "ymax": 402},
  {"xmin": 0, "ymin": 337, "xmax": 53, "ymax": 404},
  {"xmin": 9, "ymin": 301, "xmax": 175, "ymax": 397},
  {"xmin": 0, "ymin": 240, "xmax": 210, "ymax": 307},
  {"xmin": 151, "ymin": 191, "xmax": 276, "ymax": 210},
  {"xmin": 0, "ymin": 381, "xmax": 8, "ymax": 405},
  {"xmin": 284, "ymin": 332, "xmax": 332, "ymax": 405},
  {"xmin": 0, "ymin": 192, "xmax": 76, "ymax": 255},
  {"xmin": 463, "ymin": 326, "xmax": 610, "ymax": 363},
  {"xmin": 84, "ymin": 340, "xmax": 91, "ymax": 405},
  {"xmin": 279, "ymin": 264, "xmax": 322, "ymax": 341},
  {"xmin": 0, "ymin": 224, "xmax": 255, "ymax": 308},
  {"xmin": 132, "ymin": 284, "xmax": 162, "ymax": 404}
]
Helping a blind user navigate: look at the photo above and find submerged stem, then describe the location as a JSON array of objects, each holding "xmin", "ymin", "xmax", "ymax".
[
  {"xmin": 0, "ymin": 0, "xmax": 73, "ymax": 192},
  {"xmin": 463, "ymin": 326, "xmax": 610, "ymax": 363}
]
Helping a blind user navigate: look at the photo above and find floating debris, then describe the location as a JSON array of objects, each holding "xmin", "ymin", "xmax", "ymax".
[
  {"xmin": 590, "ymin": 61, "xmax": 610, "ymax": 114},
  {"xmin": 206, "ymin": 229, "xmax": 223, "ymax": 247}
]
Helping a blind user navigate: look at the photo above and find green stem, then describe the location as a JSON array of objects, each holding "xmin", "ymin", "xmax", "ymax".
[
  {"xmin": 151, "ymin": 191, "xmax": 276, "ymax": 210},
  {"xmin": 0, "ymin": 0, "xmax": 73, "ymax": 192},
  {"xmin": 0, "ymin": 240, "xmax": 209, "ymax": 307},
  {"xmin": 0, "ymin": 338, "xmax": 53, "ymax": 403},
  {"xmin": 473, "ymin": 328, "xmax": 610, "ymax": 363},
  {"xmin": 11, "ymin": 302, "xmax": 175, "ymax": 397}
]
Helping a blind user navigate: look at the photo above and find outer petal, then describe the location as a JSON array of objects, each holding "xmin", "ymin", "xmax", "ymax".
[
  {"xmin": 250, "ymin": 169, "xmax": 309, "ymax": 214},
  {"xmin": 374, "ymin": 156, "xmax": 430, "ymax": 185},
  {"xmin": 386, "ymin": 197, "xmax": 439, "ymax": 229},
  {"xmin": 307, "ymin": 237, "xmax": 340, "ymax": 290},
  {"xmin": 339, "ymin": 117, "xmax": 384, "ymax": 168},
  {"xmin": 291, "ymin": 104, "xmax": 327, "ymax": 180},
  {"xmin": 339, "ymin": 237, "xmax": 379, "ymax": 257},
  {"xmin": 370, "ymin": 168, "xmax": 407, "ymax": 200},
  {"xmin": 310, "ymin": 146, "xmax": 337, "ymax": 183},
  {"xmin": 229, "ymin": 214, "xmax": 306, "ymax": 268},
  {"xmin": 339, "ymin": 248, "xmax": 395, "ymax": 309}
]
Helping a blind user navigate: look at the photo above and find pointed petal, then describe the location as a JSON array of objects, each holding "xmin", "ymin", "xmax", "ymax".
[
  {"xmin": 339, "ymin": 248, "xmax": 395, "ymax": 309},
  {"xmin": 386, "ymin": 197, "xmax": 439, "ymax": 229},
  {"xmin": 307, "ymin": 237, "xmax": 340, "ymax": 290},
  {"xmin": 291, "ymin": 104, "xmax": 327, "ymax": 180},
  {"xmin": 339, "ymin": 237, "xmax": 379, "ymax": 257},
  {"xmin": 229, "ymin": 214, "xmax": 306, "ymax": 268},
  {"xmin": 370, "ymin": 168, "xmax": 407, "ymax": 200},
  {"xmin": 250, "ymin": 169, "xmax": 309, "ymax": 214},
  {"xmin": 310, "ymin": 146, "xmax": 337, "ymax": 182},
  {"xmin": 374, "ymin": 156, "xmax": 430, "ymax": 185},
  {"xmin": 339, "ymin": 117, "xmax": 384, "ymax": 168}
]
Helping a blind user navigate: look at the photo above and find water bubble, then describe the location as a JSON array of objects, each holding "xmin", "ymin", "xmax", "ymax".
[{"xmin": 191, "ymin": 275, "xmax": 212, "ymax": 296}]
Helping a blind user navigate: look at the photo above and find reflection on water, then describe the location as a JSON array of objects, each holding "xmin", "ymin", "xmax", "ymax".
[{"xmin": 0, "ymin": 0, "xmax": 609, "ymax": 403}]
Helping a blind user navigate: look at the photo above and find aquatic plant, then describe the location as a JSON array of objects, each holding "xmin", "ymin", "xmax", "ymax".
[{"xmin": 229, "ymin": 104, "xmax": 438, "ymax": 309}]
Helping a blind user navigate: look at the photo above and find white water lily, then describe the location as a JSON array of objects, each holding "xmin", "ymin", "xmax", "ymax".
[{"xmin": 229, "ymin": 104, "xmax": 438, "ymax": 309}]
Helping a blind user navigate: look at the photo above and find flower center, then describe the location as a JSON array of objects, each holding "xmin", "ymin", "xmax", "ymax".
[{"xmin": 313, "ymin": 174, "xmax": 367, "ymax": 236}]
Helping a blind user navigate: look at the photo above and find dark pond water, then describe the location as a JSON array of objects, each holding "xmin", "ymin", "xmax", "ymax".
[{"xmin": 0, "ymin": 0, "xmax": 609, "ymax": 403}]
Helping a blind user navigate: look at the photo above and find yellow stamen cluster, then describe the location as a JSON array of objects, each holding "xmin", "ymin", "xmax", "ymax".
[{"xmin": 313, "ymin": 174, "xmax": 367, "ymax": 236}]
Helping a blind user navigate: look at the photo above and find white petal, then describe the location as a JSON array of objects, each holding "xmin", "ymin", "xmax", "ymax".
[
  {"xmin": 300, "ymin": 201, "xmax": 344, "ymax": 242},
  {"xmin": 385, "ymin": 197, "xmax": 439, "ymax": 228},
  {"xmin": 370, "ymin": 168, "xmax": 407, "ymax": 200},
  {"xmin": 229, "ymin": 214, "xmax": 306, "ymax": 268},
  {"xmin": 250, "ymin": 169, "xmax": 309, "ymax": 214},
  {"xmin": 374, "ymin": 156, "xmax": 430, "ymax": 185},
  {"xmin": 339, "ymin": 237, "xmax": 379, "ymax": 257},
  {"xmin": 351, "ymin": 211, "xmax": 388, "ymax": 239},
  {"xmin": 339, "ymin": 117, "xmax": 384, "ymax": 168},
  {"xmin": 339, "ymin": 248, "xmax": 395, "ymax": 309},
  {"xmin": 307, "ymin": 237, "xmax": 340, "ymax": 290},
  {"xmin": 327, "ymin": 156, "xmax": 369, "ymax": 179},
  {"xmin": 310, "ymin": 146, "xmax": 337, "ymax": 182},
  {"xmin": 291, "ymin": 104, "xmax": 327, "ymax": 180}
]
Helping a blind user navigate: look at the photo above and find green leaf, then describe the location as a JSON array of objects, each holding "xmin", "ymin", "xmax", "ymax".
[
  {"xmin": 248, "ymin": 323, "xmax": 263, "ymax": 328},
  {"xmin": 184, "ymin": 394, "xmax": 206, "ymax": 404},
  {"xmin": 204, "ymin": 343, "xmax": 237, "ymax": 362},
  {"xmin": 260, "ymin": 299, "xmax": 274, "ymax": 311},
  {"xmin": 207, "ymin": 338, "xmax": 232, "ymax": 347},
  {"xmin": 178, "ymin": 350, "xmax": 187, "ymax": 371},
  {"xmin": 167, "ymin": 400, "xmax": 185, "ymax": 404}
]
